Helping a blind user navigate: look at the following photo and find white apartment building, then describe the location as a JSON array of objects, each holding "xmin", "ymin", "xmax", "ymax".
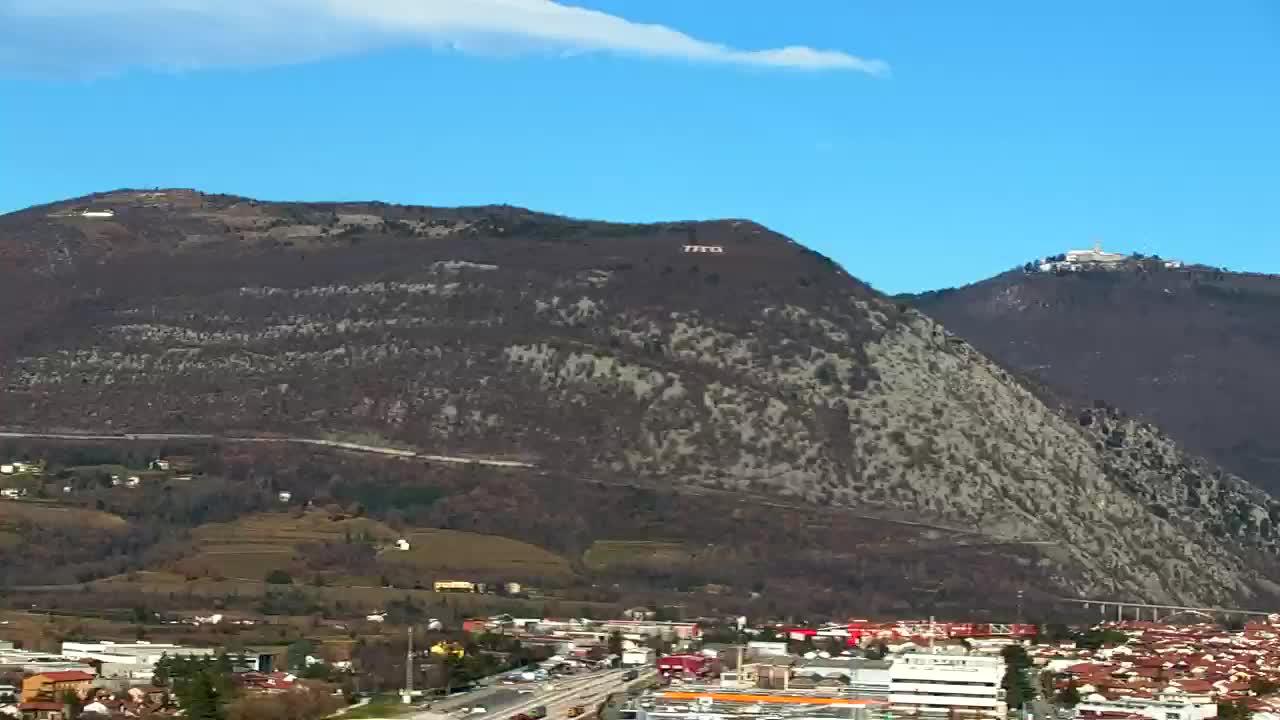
[
  {"xmin": 889, "ymin": 652, "xmax": 1006, "ymax": 719},
  {"xmin": 1076, "ymin": 698, "xmax": 1219, "ymax": 720},
  {"xmin": 622, "ymin": 648, "xmax": 656, "ymax": 667}
]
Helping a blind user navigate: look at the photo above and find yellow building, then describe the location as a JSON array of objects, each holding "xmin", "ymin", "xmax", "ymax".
[
  {"xmin": 430, "ymin": 641, "xmax": 465, "ymax": 658},
  {"xmin": 21, "ymin": 670, "xmax": 95, "ymax": 702}
]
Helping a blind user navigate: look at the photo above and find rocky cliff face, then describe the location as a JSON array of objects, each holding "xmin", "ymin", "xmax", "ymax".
[{"xmin": 3, "ymin": 190, "xmax": 1278, "ymax": 606}]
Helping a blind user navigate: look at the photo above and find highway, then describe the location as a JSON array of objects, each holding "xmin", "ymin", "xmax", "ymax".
[{"xmin": 403, "ymin": 668, "xmax": 655, "ymax": 720}]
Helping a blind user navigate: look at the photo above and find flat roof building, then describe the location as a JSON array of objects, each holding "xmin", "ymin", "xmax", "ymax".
[
  {"xmin": 1075, "ymin": 698, "xmax": 1218, "ymax": 720},
  {"xmin": 888, "ymin": 652, "xmax": 1006, "ymax": 719},
  {"xmin": 60, "ymin": 641, "xmax": 217, "ymax": 680},
  {"xmin": 791, "ymin": 658, "xmax": 891, "ymax": 699}
]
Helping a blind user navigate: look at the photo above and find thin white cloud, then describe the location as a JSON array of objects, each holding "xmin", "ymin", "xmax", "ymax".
[{"xmin": 0, "ymin": 0, "xmax": 889, "ymax": 76}]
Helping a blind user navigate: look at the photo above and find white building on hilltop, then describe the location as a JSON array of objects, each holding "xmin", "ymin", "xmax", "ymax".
[
  {"xmin": 1066, "ymin": 240, "xmax": 1127, "ymax": 265},
  {"xmin": 889, "ymin": 652, "xmax": 1006, "ymax": 719},
  {"xmin": 1036, "ymin": 240, "xmax": 1130, "ymax": 274}
]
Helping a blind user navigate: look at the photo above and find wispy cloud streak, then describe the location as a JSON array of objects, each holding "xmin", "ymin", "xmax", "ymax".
[{"xmin": 0, "ymin": 0, "xmax": 889, "ymax": 77}]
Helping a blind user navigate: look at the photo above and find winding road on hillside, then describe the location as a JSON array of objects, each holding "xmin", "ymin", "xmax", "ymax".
[
  {"xmin": 0, "ymin": 429, "xmax": 1051, "ymax": 545},
  {"xmin": 0, "ymin": 430, "xmax": 536, "ymax": 468}
]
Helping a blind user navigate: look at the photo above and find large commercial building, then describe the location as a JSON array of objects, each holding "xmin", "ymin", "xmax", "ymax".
[
  {"xmin": 789, "ymin": 658, "xmax": 891, "ymax": 699},
  {"xmin": 888, "ymin": 652, "xmax": 1006, "ymax": 719},
  {"xmin": 0, "ymin": 647, "xmax": 97, "ymax": 676},
  {"xmin": 61, "ymin": 641, "xmax": 217, "ymax": 681}
]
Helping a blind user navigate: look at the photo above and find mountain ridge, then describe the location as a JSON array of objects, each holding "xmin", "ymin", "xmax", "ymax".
[
  {"xmin": 909, "ymin": 259, "xmax": 1280, "ymax": 496},
  {"xmin": 3, "ymin": 189, "xmax": 1278, "ymax": 611}
]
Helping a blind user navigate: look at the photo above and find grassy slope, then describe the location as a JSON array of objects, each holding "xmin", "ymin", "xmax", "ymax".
[
  {"xmin": 172, "ymin": 511, "xmax": 572, "ymax": 582},
  {"xmin": 0, "ymin": 501, "xmax": 128, "ymax": 531}
]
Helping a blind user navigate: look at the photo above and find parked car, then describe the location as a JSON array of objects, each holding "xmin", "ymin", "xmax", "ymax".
[
  {"xmin": 529, "ymin": 706, "xmax": 548, "ymax": 719},
  {"xmin": 621, "ymin": 670, "xmax": 638, "ymax": 681},
  {"xmin": 568, "ymin": 706, "xmax": 586, "ymax": 718}
]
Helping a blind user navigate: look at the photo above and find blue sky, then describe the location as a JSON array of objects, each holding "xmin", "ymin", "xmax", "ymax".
[{"xmin": 2, "ymin": 0, "xmax": 1277, "ymax": 293}]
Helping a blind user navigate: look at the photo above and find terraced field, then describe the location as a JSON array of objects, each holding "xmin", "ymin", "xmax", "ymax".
[
  {"xmin": 192, "ymin": 512, "xmax": 399, "ymax": 546},
  {"xmin": 383, "ymin": 528, "xmax": 571, "ymax": 578},
  {"xmin": 173, "ymin": 512, "xmax": 571, "ymax": 582},
  {"xmin": 0, "ymin": 501, "xmax": 129, "ymax": 531},
  {"xmin": 582, "ymin": 540, "xmax": 699, "ymax": 571},
  {"xmin": 173, "ymin": 513, "xmax": 392, "ymax": 579}
]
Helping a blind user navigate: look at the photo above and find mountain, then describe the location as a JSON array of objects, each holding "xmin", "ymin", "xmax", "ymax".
[
  {"xmin": 910, "ymin": 259, "xmax": 1280, "ymax": 496},
  {"xmin": 2, "ymin": 190, "xmax": 1279, "ymax": 613}
]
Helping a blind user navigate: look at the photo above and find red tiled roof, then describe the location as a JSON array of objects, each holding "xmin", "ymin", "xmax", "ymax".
[
  {"xmin": 38, "ymin": 670, "xmax": 95, "ymax": 682},
  {"xmin": 1173, "ymin": 679, "xmax": 1214, "ymax": 692}
]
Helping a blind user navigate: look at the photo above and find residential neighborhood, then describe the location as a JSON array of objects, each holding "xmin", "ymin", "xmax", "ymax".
[
  {"xmin": 6, "ymin": 445, "xmax": 1280, "ymax": 720},
  {"xmin": 442, "ymin": 613, "xmax": 1280, "ymax": 720}
]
